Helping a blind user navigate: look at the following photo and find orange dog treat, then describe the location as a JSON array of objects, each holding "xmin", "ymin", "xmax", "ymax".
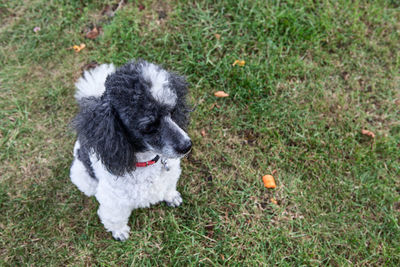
[
  {"xmin": 214, "ymin": 91, "xmax": 229, "ymax": 97},
  {"xmin": 361, "ymin": 129, "xmax": 375, "ymax": 138},
  {"xmin": 232, "ymin": 60, "xmax": 245, "ymax": 66},
  {"xmin": 262, "ymin": 175, "xmax": 276, "ymax": 188},
  {"xmin": 73, "ymin": 43, "xmax": 86, "ymax": 52}
]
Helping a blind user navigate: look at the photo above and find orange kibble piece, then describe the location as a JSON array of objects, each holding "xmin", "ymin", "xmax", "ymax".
[
  {"xmin": 270, "ymin": 198, "xmax": 278, "ymax": 205},
  {"xmin": 232, "ymin": 60, "xmax": 245, "ymax": 66},
  {"xmin": 262, "ymin": 175, "xmax": 276, "ymax": 188},
  {"xmin": 361, "ymin": 129, "xmax": 375, "ymax": 138},
  {"xmin": 73, "ymin": 43, "xmax": 86, "ymax": 52},
  {"xmin": 214, "ymin": 91, "xmax": 229, "ymax": 97}
]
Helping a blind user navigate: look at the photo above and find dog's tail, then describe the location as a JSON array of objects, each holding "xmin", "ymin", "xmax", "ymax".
[{"xmin": 75, "ymin": 64, "xmax": 116, "ymax": 101}]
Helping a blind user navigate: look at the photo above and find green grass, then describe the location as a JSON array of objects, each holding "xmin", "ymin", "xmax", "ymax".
[{"xmin": 1, "ymin": 0, "xmax": 399, "ymax": 265}]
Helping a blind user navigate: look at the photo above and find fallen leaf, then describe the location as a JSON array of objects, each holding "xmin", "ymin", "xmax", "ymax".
[
  {"xmin": 214, "ymin": 33, "xmax": 221, "ymax": 40},
  {"xmin": 262, "ymin": 175, "xmax": 276, "ymax": 189},
  {"xmin": 361, "ymin": 129, "xmax": 375, "ymax": 138},
  {"xmin": 200, "ymin": 129, "xmax": 207, "ymax": 137},
  {"xmin": 270, "ymin": 198, "xmax": 278, "ymax": 205},
  {"xmin": 271, "ymin": 169, "xmax": 277, "ymax": 175},
  {"xmin": 214, "ymin": 91, "xmax": 229, "ymax": 97},
  {"xmin": 73, "ymin": 43, "xmax": 86, "ymax": 52},
  {"xmin": 33, "ymin": 26, "xmax": 41, "ymax": 33},
  {"xmin": 85, "ymin": 27, "xmax": 99, "ymax": 39},
  {"xmin": 232, "ymin": 60, "xmax": 245, "ymax": 66}
]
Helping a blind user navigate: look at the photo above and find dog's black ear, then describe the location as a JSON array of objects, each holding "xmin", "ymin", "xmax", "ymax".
[
  {"xmin": 169, "ymin": 73, "xmax": 190, "ymax": 129},
  {"xmin": 72, "ymin": 97, "xmax": 136, "ymax": 176}
]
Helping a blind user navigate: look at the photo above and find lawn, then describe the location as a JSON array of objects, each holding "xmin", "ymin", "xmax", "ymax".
[{"xmin": 0, "ymin": 0, "xmax": 399, "ymax": 265}]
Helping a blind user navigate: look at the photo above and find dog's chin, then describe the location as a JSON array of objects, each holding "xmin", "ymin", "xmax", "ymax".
[
  {"xmin": 144, "ymin": 144, "xmax": 191, "ymax": 159},
  {"xmin": 150, "ymin": 150, "xmax": 189, "ymax": 160},
  {"xmin": 165, "ymin": 150, "xmax": 192, "ymax": 160},
  {"xmin": 160, "ymin": 153, "xmax": 185, "ymax": 159}
]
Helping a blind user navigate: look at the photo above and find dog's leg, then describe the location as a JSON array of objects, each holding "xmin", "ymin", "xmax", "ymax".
[
  {"xmin": 163, "ymin": 159, "xmax": 183, "ymax": 207},
  {"xmin": 96, "ymin": 190, "xmax": 132, "ymax": 241},
  {"xmin": 165, "ymin": 190, "xmax": 183, "ymax": 207},
  {"xmin": 97, "ymin": 204, "xmax": 131, "ymax": 241}
]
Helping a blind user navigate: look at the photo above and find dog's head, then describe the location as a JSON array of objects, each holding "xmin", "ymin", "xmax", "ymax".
[{"xmin": 73, "ymin": 60, "xmax": 191, "ymax": 176}]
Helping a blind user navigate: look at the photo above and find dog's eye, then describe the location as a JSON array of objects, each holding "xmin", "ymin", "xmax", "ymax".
[
  {"xmin": 141, "ymin": 118, "xmax": 160, "ymax": 134},
  {"xmin": 171, "ymin": 108, "xmax": 178, "ymax": 116},
  {"xmin": 141, "ymin": 123, "xmax": 157, "ymax": 134}
]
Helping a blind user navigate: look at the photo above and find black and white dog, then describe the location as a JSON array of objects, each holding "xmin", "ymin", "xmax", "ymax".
[{"xmin": 70, "ymin": 60, "xmax": 192, "ymax": 240}]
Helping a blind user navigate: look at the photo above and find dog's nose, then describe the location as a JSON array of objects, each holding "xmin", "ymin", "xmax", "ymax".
[{"xmin": 176, "ymin": 139, "xmax": 192, "ymax": 154}]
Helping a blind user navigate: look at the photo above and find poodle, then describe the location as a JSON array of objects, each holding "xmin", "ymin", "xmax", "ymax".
[{"xmin": 69, "ymin": 60, "xmax": 192, "ymax": 241}]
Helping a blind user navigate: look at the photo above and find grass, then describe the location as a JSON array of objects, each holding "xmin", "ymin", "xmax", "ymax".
[{"xmin": 0, "ymin": 0, "xmax": 399, "ymax": 265}]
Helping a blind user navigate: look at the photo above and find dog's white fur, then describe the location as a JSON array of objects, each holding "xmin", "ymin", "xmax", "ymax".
[
  {"xmin": 70, "ymin": 64, "xmax": 185, "ymax": 241},
  {"xmin": 74, "ymin": 63, "xmax": 115, "ymax": 101},
  {"xmin": 142, "ymin": 63, "xmax": 177, "ymax": 106}
]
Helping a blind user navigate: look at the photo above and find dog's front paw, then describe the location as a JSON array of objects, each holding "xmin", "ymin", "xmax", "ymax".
[
  {"xmin": 166, "ymin": 191, "xmax": 183, "ymax": 207},
  {"xmin": 112, "ymin": 225, "xmax": 130, "ymax": 241}
]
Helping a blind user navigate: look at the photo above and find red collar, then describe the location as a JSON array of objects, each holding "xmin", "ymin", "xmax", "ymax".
[{"xmin": 135, "ymin": 155, "xmax": 160, "ymax": 167}]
